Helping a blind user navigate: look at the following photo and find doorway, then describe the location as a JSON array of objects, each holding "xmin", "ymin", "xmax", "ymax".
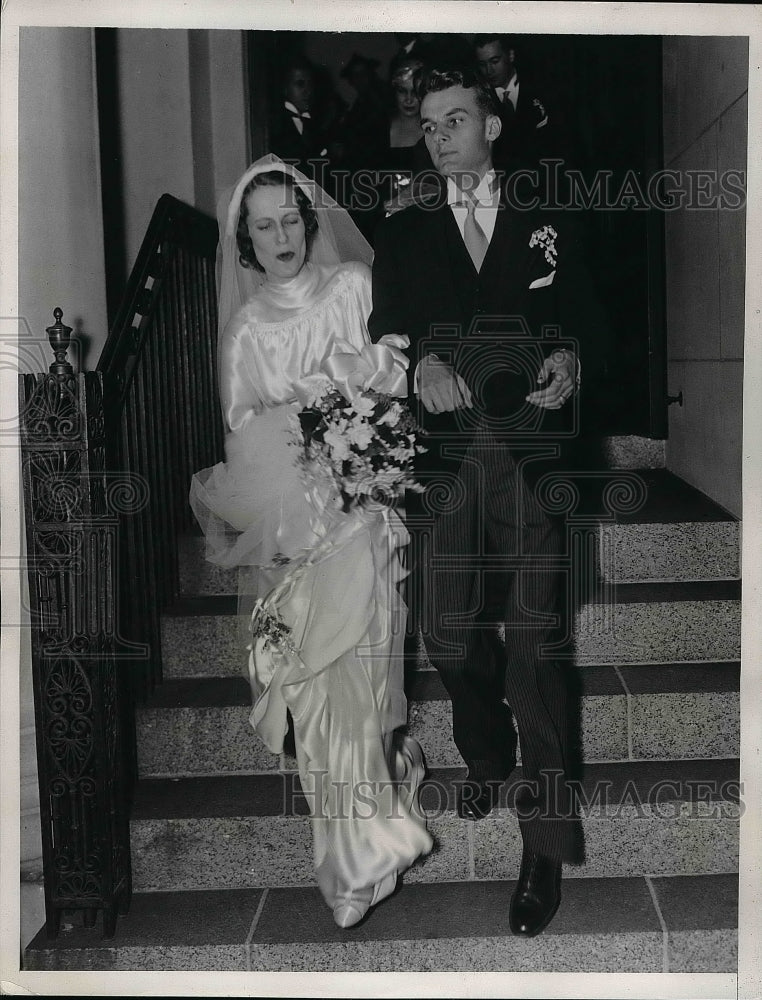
[{"xmin": 246, "ymin": 31, "xmax": 666, "ymax": 437}]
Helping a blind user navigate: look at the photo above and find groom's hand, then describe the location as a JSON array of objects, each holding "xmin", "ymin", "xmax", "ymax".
[
  {"xmin": 526, "ymin": 349, "xmax": 579, "ymax": 410},
  {"xmin": 418, "ymin": 355, "xmax": 473, "ymax": 414}
]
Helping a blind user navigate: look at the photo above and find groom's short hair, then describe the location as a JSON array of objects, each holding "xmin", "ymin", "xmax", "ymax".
[{"xmin": 419, "ymin": 65, "xmax": 498, "ymax": 119}]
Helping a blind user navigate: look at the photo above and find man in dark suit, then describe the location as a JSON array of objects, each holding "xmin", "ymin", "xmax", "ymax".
[
  {"xmin": 270, "ymin": 60, "xmax": 326, "ymax": 179},
  {"xmin": 474, "ymin": 34, "xmax": 552, "ymax": 173},
  {"xmin": 369, "ymin": 65, "xmax": 607, "ymax": 937}
]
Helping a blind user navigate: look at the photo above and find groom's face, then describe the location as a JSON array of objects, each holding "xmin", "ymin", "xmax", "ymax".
[{"xmin": 420, "ymin": 84, "xmax": 499, "ymax": 181}]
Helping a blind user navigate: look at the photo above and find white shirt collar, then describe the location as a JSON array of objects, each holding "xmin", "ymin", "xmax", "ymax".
[
  {"xmin": 495, "ymin": 75, "xmax": 519, "ymax": 106},
  {"xmin": 284, "ymin": 101, "xmax": 310, "ymax": 119},
  {"xmin": 446, "ymin": 169, "xmax": 498, "ymax": 208}
]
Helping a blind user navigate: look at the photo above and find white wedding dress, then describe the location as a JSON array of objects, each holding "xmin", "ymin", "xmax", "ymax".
[{"xmin": 190, "ymin": 259, "xmax": 432, "ymax": 923}]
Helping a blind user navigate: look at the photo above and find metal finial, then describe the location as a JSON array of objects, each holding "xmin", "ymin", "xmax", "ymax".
[{"xmin": 47, "ymin": 308, "xmax": 74, "ymax": 376}]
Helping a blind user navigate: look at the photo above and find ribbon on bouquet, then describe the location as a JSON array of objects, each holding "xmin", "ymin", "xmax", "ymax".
[
  {"xmin": 293, "ymin": 335, "xmax": 410, "ymax": 408},
  {"xmin": 324, "ymin": 333, "xmax": 410, "ymax": 401}
]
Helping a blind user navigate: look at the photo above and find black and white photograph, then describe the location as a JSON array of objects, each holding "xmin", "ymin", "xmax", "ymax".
[{"xmin": 1, "ymin": 1, "xmax": 760, "ymax": 996}]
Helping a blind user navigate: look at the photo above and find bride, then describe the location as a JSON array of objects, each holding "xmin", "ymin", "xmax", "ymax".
[{"xmin": 190, "ymin": 155, "xmax": 432, "ymax": 928}]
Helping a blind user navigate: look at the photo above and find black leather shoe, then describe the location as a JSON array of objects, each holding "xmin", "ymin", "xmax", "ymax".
[
  {"xmin": 457, "ymin": 778, "xmax": 501, "ymax": 820},
  {"xmin": 509, "ymin": 848, "xmax": 562, "ymax": 937}
]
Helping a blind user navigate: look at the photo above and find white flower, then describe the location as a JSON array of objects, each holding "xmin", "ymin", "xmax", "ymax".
[
  {"xmin": 389, "ymin": 444, "xmax": 414, "ymax": 462},
  {"xmin": 350, "ymin": 394, "xmax": 375, "ymax": 418},
  {"xmin": 324, "ymin": 426, "xmax": 350, "ymax": 462},
  {"xmin": 300, "ymin": 373, "xmax": 333, "ymax": 408},
  {"xmin": 376, "ymin": 401, "xmax": 403, "ymax": 427},
  {"xmin": 529, "ymin": 225, "xmax": 558, "ymax": 268},
  {"xmin": 347, "ymin": 420, "xmax": 374, "ymax": 450}
]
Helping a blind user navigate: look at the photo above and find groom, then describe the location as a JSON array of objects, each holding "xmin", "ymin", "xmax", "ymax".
[{"xmin": 368, "ymin": 65, "xmax": 608, "ymax": 937}]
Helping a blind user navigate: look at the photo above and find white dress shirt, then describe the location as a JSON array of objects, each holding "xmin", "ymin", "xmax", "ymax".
[
  {"xmin": 284, "ymin": 100, "xmax": 311, "ymax": 136},
  {"xmin": 446, "ymin": 169, "xmax": 500, "ymax": 245},
  {"xmin": 417, "ymin": 164, "xmax": 580, "ymax": 396},
  {"xmin": 415, "ymin": 170, "xmax": 499, "ymax": 392}
]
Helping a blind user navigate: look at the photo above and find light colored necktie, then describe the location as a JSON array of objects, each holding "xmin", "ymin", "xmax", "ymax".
[{"xmin": 463, "ymin": 197, "xmax": 489, "ymax": 272}]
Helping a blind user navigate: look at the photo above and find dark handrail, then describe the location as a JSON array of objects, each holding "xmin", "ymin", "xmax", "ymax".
[
  {"xmin": 20, "ymin": 314, "xmax": 134, "ymax": 939},
  {"xmin": 98, "ymin": 195, "xmax": 223, "ymax": 701},
  {"xmin": 21, "ymin": 198, "xmax": 223, "ymax": 941}
]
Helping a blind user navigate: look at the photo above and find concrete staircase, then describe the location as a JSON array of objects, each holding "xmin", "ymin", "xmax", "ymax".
[{"xmin": 25, "ymin": 439, "xmax": 741, "ymax": 973}]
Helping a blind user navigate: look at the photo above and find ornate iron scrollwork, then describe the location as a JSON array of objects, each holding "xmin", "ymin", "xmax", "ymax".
[
  {"xmin": 23, "ymin": 374, "xmax": 81, "ymax": 441},
  {"xmin": 20, "ymin": 310, "xmax": 132, "ymax": 939},
  {"xmin": 45, "ymin": 657, "xmax": 94, "ymax": 780},
  {"xmin": 23, "ymin": 200, "xmax": 222, "ymax": 943}
]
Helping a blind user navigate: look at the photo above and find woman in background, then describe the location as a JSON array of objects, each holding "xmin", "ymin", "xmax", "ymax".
[{"xmin": 387, "ymin": 56, "xmax": 425, "ymax": 175}]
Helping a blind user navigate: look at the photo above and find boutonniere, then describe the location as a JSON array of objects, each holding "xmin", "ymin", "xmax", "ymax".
[
  {"xmin": 532, "ymin": 98, "xmax": 549, "ymax": 129},
  {"xmin": 529, "ymin": 225, "xmax": 558, "ymax": 267}
]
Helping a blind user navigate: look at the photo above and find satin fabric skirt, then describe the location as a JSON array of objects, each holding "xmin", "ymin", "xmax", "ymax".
[{"xmin": 190, "ymin": 404, "xmax": 432, "ymax": 907}]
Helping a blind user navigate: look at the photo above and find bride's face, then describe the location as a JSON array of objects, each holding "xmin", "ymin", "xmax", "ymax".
[{"xmin": 245, "ymin": 184, "xmax": 307, "ymax": 282}]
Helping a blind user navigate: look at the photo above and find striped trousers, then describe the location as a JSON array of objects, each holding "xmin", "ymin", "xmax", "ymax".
[{"xmin": 409, "ymin": 426, "xmax": 578, "ymax": 863}]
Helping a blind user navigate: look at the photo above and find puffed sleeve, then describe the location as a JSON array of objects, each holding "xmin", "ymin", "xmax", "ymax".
[
  {"xmin": 345, "ymin": 261, "xmax": 374, "ymax": 348},
  {"xmin": 218, "ymin": 313, "xmax": 267, "ymax": 432}
]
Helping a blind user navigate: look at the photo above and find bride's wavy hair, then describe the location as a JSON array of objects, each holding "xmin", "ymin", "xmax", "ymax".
[{"xmin": 236, "ymin": 170, "xmax": 319, "ymax": 272}]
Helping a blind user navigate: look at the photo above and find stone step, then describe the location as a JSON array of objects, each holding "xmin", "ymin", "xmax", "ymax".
[
  {"xmin": 600, "ymin": 521, "xmax": 738, "ymax": 583},
  {"xmin": 23, "ymin": 873, "xmax": 737, "ymax": 972},
  {"xmin": 160, "ymin": 580, "xmax": 741, "ymax": 679},
  {"xmin": 573, "ymin": 579, "xmax": 740, "ymax": 664},
  {"xmin": 178, "ymin": 469, "xmax": 738, "ymax": 595},
  {"xmin": 603, "ymin": 435, "xmax": 665, "ymax": 469},
  {"xmin": 136, "ymin": 663, "xmax": 740, "ymax": 777},
  {"xmin": 128, "ymin": 759, "xmax": 740, "ymax": 893},
  {"xmin": 405, "ymin": 662, "xmax": 740, "ymax": 768}
]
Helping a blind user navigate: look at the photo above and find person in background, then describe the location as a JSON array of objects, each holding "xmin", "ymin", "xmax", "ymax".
[
  {"xmin": 339, "ymin": 51, "xmax": 389, "ymax": 166},
  {"xmin": 473, "ymin": 34, "xmax": 552, "ymax": 173},
  {"xmin": 387, "ymin": 56, "xmax": 426, "ymax": 171},
  {"xmin": 270, "ymin": 59, "xmax": 327, "ymax": 179},
  {"xmin": 382, "ymin": 55, "xmax": 437, "ymax": 217},
  {"xmin": 336, "ymin": 52, "xmax": 390, "ymax": 240}
]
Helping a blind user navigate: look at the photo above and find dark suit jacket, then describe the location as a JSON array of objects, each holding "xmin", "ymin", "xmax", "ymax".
[
  {"xmin": 270, "ymin": 105, "xmax": 325, "ymax": 177},
  {"xmin": 490, "ymin": 78, "xmax": 554, "ymax": 171},
  {"xmin": 368, "ymin": 188, "xmax": 609, "ymax": 478}
]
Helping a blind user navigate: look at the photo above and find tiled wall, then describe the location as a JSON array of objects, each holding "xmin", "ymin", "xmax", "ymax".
[{"xmin": 662, "ymin": 37, "xmax": 747, "ymax": 517}]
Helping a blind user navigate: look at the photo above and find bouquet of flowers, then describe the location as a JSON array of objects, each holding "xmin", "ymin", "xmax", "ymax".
[
  {"xmin": 249, "ymin": 597, "xmax": 296, "ymax": 654},
  {"xmin": 291, "ymin": 384, "xmax": 426, "ymax": 514}
]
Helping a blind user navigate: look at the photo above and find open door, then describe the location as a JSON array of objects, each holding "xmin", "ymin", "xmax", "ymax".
[{"xmin": 246, "ymin": 31, "xmax": 667, "ymax": 437}]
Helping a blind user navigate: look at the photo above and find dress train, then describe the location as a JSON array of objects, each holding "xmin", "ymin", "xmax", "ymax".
[{"xmin": 248, "ymin": 504, "xmax": 433, "ymax": 926}]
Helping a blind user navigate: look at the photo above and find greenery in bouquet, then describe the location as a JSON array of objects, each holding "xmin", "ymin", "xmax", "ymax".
[
  {"xmin": 292, "ymin": 386, "xmax": 427, "ymax": 514},
  {"xmin": 249, "ymin": 598, "xmax": 296, "ymax": 654}
]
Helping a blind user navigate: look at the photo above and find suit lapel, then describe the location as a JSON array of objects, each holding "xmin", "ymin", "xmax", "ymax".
[
  {"xmin": 439, "ymin": 204, "xmax": 479, "ymax": 317},
  {"xmin": 477, "ymin": 191, "xmax": 535, "ymax": 307},
  {"xmin": 425, "ymin": 188, "xmax": 538, "ymax": 322}
]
